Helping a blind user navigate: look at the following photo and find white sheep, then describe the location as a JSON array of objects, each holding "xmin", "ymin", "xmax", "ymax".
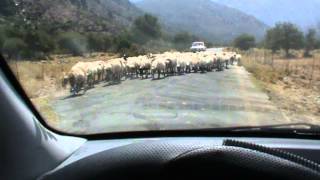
[
  {"xmin": 92, "ymin": 60, "xmax": 106, "ymax": 82},
  {"xmin": 126, "ymin": 57, "xmax": 141, "ymax": 78},
  {"xmin": 151, "ymin": 55, "xmax": 166, "ymax": 79},
  {"xmin": 176, "ymin": 53, "xmax": 187, "ymax": 74},
  {"xmin": 62, "ymin": 62, "xmax": 88, "ymax": 95},
  {"xmin": 107, "ymin": 58, "xmax": 124, "ymax": 82},
  {"xmin": 164, "ymin": 53, "xmax": 178, "ymax": 75},
  {"xmin": 138, "ymin": 56, "xmax": 152, "ymax": 79},
  {"xmin": 236, "ymin": 54, "xmax": 242, "ymax": 66}
]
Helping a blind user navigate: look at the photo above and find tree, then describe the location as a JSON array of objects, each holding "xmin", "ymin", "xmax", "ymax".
[
  {"xmin": 206, "ymin": 42, "xmax": 214, "ymax": 48},
  {"xmin": 87, "ymin": 33, "xmax": 104, "ymax": 53},
  {"xmin": 280, "ymin": 23, "xmax": 304, "ymax": 57},
  {"xmin": 265, "ymin": 28, "xmax": 282, "ymax": 54},
  {"xmin": 173, "ymin": 32, "xmax": 197, "ymax": 50},
  {"xmin": 304, "ymin": 28, "xmax": 317, "ymax": 57},
  {"xmin": 87, "ymin": 33, "xmax": 113, "ymax": 53},
  {"xmin": 58, "ymin": 32, "xmax": 87, "ymax": 56},
  {"xmin": 2, "ymin": 38, "xmax": 27, "ymax": 59},
  {"xmin": 264, "ymin": 22, "xmax": 304, "ymax": 57},
  {"xmin": 114, "ymin": 33, "xmax": 132, "ymax": 53},
  {"xmin": 133, "ymin": 14, "xmax": 161, "ymax": 39},
  {"xmin": 233, "ymin": 34, "xmax": 255, "ymax": 50},
  {"xmin": 0, "ymin": 0, "xmax": 16, "ymax": 16},
  {"xmin": 101, "ymin": 35, "xmax": 112, "ymax": 52},
  {"xmin": 174, "ymin": 32, "xmax": 193, "ymax": 44},
  {"xmin": 22, "ymin": 29, "xmax": 55, "ymax": 57},
  {"xmin": 116, "ymin": 38, "xmax": 132, "ymax": 52}
]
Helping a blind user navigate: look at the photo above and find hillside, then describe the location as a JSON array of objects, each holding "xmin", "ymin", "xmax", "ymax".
[
  {"xmin": 0, "ymin": 0, "xmax": 148, "ymax": 59},
  {"xmin": 1, "ymin": 0, "xmax": 142, "ymax": 34},
  {"xmin": 86, "ymin": 0, "xmax": 142, "ymax": 29},
  {"xmin": 136, "ymin": 0, "xmax": 268, "ymax": 43},
  {"xmin": 212, "ymin": 0, "xmax": 320, "ymax": 30}
]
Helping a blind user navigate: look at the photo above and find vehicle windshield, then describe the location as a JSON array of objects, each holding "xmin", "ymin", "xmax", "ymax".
[
  {"xmin": 192, "ymin": 42, "xmax": 204, "ymax": 46},
  {"xmin": 1, "ymin": 0, "xmax": 319, "ymax": 135}
]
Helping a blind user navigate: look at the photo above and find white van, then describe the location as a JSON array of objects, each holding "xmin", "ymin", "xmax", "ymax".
[{"xmin": 190, "ymin": 42, "xmax": 207, "ymax": 52}]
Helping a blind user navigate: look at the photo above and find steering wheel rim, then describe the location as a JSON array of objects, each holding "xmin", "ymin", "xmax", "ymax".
[
  {"xmin": 167, "ymin": 146, "xmax": 320, "ymax": 180},
  {"xmin": 40, "ymin": 141, "xmax": 320, "ymax": 180}
]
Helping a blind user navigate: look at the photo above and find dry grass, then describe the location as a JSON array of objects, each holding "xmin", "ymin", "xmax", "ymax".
[
  {"xmin": 242, "ymin": 49, "xmax": 320, "ymax": 89},
  {"xmin": 6, "ymin": 52, "xmax": 119, "ymax": 126},
  {"xmin": 241, "ymin": 49, "xmax": 320, "ymax": 123},
  {"xmin": 31, "ymin": 97, "xmax": 60, "ymax": 127},
  {"xmin": 8, "ymin": 52, "xmax": 118, "ymax": 99}
]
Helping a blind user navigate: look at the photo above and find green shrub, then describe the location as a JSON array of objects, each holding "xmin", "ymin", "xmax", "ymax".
[
  {"xmin": 233, "ymin": 34, "xmax": 256, "ymax": 51},
  {"xmin": 264, "ymin": 22, "xmax": 304, "ymax": 57},
  {"xmin": 58, "ymin": 32, "xmax": 87, "ymax": 56},
  {"xmin": 101, "ymin": 35, "xmax": 113, "ymax": 52},
  {"xmin": 87, "ymin": 33, "xmax": 105, "ymax": 53},
  {"xmin": 114, "ymin": 33, "xmax": 132, "ymax": 52},
  {"xmin": 16, "ymin": 29, "xmax": 56, "ymax": 59},
  {"xmin": 133, "ymin": 14, "xmax": 161, "ymax": 39},
  {"xmin": 2, "ymin": 37, "xmax": 27, "ymax": 59},
  {"xmin": 173, "ymin": 32, "xmax": 195, "ymax": 51}
]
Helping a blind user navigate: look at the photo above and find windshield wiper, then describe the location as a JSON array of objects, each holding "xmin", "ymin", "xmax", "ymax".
[
  {"xmin": 201, "ymin": 123, "xmax": 320, "ymax": 136},
  {"xmin": 228, "ymin": 123, "xmax": 320, "ymax": 135}
]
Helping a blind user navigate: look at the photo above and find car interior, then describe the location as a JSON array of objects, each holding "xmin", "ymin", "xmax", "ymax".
[
  {"xmin": 1, "ymin": 55, "xmax": 320, "ymax": 180},
  {"xmin": 2, "ymin": 0, "xmax": 320, "ymax": 180}
]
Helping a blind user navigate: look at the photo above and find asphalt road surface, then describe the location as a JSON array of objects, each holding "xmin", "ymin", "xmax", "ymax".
[{"xmin": 51, "ymin": 61, "xmax": 287, "ymax": 134}]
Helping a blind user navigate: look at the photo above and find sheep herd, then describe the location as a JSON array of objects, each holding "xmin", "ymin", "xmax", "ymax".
[{"xmin": 62, "ymin": 51, "xmax": 242, "ymax": 95}]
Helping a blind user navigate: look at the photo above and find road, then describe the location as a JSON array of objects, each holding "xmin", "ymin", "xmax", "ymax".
[{"xmin": 51, "ymin": 60, "xmax": 287, "ymax": 134}]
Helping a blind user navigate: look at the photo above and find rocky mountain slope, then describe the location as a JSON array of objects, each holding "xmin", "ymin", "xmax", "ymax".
[
  {"xmin": 135, "ymin": 0, "xmax": 268, "ymax": 43},
  {"xmin": 1, "ymin": 0, "xmax": 142, "ymax": 34}
]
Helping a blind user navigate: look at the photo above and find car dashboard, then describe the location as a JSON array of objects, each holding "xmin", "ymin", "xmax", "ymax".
[{"xmin": 39, "ymin": 137, "xmax": 320, "ymax": 180}]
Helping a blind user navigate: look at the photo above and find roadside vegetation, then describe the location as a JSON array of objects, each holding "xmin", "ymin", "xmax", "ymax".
[
  {"xmin": 0, "ymin": 4, "xmax": 201, "ymax": 61},
  {"xmin": 241, "ymin": 49, "xmax": 320, "ymax": 123},
  {"xmin": 234, "ymin": 22, "xmax": 320, "ymax": 123}
]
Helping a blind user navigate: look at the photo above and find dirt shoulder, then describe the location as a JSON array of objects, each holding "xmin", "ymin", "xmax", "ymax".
[
  {"xmin": 241, "ymin": 50, "xmax": 320, "ymax": 123},
  {"xmin": 264, "ymin": 78, "xmax": 320, "ymax": 123}
]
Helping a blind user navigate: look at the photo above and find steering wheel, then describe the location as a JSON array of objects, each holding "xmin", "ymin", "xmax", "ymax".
[{"xmin": 41, "ymin": 140, "xmax": 320, "ymax": 180}]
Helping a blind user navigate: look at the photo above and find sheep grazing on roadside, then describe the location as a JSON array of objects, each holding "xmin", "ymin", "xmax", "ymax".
[
  {"xmin": 92, "ymin": 60, "xmax": 106, "ymax": 82},
  {"xmin": 151, "ymin": 55, "xmax": 167, "ymax": 79},
  {"xmin": 63, "ymin": 50, "xmax": 243, "ymax": 97},
  {"xmin": 209, "ymin": 53, "xmax": 218, "ymax": 71},
  {"xmin": 236, "ymin": 54, "xmax": 242, "ymax": 66},
  {"xmin": 164, "ymin": 53, "xmax": 178, "ymax": 75},
  {"xmin": 182, "ymin": 52, "xmax": 194, "ymax": 73},
  {"xmin": 82, "ymin": 62, "xmax": 97, "ymax": 88},
  {"xmin": 235, "ymin": 54, "xmax": 242, "ymax": 61},
  {"xmin": 138, "ymin": 56, "xmax": 152, "ymax": 79},
  {"xmin": 223, "ymin": 52, "xmax": 238, "ymax": 68},
  {"xmin": 229, "ymin": 52, "xmax": 237, "ymax": 65},
  {"xmin": 102, "ymin": 61, "xmax": 113, "ymax": 82},
  {"xmin": 215, "ymin": 52, "xmax": 225, "ymax": 71},
  {"xmin": 198, "ymin": 54, "xmax": 212, "ymax": 73},
  {"xmin": 190, "ymin": 53, "xmax": 201, "ymax": 73},
  {"xmin": 126, "ymin": 57, "xmax": 140, "ymax": 79},
  {"xmin": 62, "ymin": 62, "xmax": 88, "ymax": 95},
  {"xmin": 176, "ymin": 53, "xmax": 187, "ymax": 75},
  {"xmin": 108, "ymin": 58, "xmax": 124, "ymax": 83}
]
